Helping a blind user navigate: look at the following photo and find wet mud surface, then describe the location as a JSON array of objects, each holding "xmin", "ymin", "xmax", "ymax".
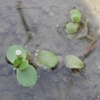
[{"xmin": 0, "ymin": 0, "xmax": 100, "ymax": 100}]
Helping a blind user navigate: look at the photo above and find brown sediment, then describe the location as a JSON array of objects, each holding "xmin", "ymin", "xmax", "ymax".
[{"xmin": 17, "ymin": 1, "xmax": 33, "ymax": 45}]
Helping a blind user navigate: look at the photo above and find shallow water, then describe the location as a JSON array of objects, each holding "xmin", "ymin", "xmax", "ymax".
[{"xmin": 1, "ymin": 0, "xmax": 100, "ymax": 100}]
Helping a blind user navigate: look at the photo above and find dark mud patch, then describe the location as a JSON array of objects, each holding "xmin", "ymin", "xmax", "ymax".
[{"xmin": 0, "ymin": 0, "xmax": 100, "ymax": 100}]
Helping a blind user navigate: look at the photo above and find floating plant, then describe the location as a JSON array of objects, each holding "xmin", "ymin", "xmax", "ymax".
[
  {"xmin": 65, "ymin": 8, "xmax": 83, "ymax": 39},
  {"xmin": 5, "ymin": 5, "xmax": 100, "ymax": 88},
  {"xmin": 6, "ymin": 45, "xmax": 37, "ymax": 87}
]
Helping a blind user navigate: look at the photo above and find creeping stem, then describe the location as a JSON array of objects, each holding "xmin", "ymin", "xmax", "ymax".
[{"xmin": 76, "ymin": 37, "xmax": 100, "ymax": 58}]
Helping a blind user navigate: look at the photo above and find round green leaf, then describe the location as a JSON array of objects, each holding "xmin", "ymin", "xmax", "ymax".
[
  {"xmin": 70, "ymin": 9, "xmax": 81, "ymax": 23},
  {"xmin": 38, "ymin": 50, "xmax": 59, "ymax": 68},
  {"xmin": 65, "ymin": 55, "xmax": 84, "ymax": 69},
  {"xmin": 18, "ymin": 60, "xmax": 28, "ymax": 70},
  {"xmin": 16, "ymin": 65, "xmax": 37, "ymax": 87},
  {"xmin": 65, "ymin": 22, "xmax": 78, "ymax": 34},
  {"xmin": 6, "ymin": 45, "xmax": 26, "ymax": 64}
]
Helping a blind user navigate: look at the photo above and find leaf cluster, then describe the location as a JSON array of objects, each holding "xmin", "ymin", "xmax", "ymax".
[
  {"xmin": 6, "ymin": 43, "xmax": 85, "ymax": 87},
  {"xmin": 6, "ymin": 45, "xmax": 37, "ymax": 87},
  {"xmin": 65, "ymin": 8, "xmax": 82, "ymax": 35}
]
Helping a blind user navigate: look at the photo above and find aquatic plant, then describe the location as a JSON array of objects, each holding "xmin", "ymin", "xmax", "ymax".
[
  {"xmin": 6, "ymin": 45, "xmax": 37, "ymax": 87},
  {"xmin": 7, "ymin": 42, "xmax": 98, "ymax": 86},
  {"xmin": 6, "ymin": 45, "xmax": 59, "ymax": 87},
  {"xmin": 65, "ymin": 8, "xmax": 82, "ymax": 35}
]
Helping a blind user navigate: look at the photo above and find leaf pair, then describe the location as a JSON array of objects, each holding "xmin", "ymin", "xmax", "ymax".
[{"xmin": 65, "ymin": 9, "xmax": 81, "ymax": 35}]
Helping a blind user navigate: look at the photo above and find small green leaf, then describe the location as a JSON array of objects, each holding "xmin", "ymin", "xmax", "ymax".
[
  {"xmin": 14, "ymin": 57, "xmax": 23, "ymax": 67},
  {"xmin": 16, "ymin": 65, "xmax": 37, "ymax": 87},
  {"xmin": 6, "ymin": 45, "xmax": 26, "ymax": 64},
  {"xmin": 38, "ymin": 50, "xmax": 59, "ymax": 68},
  {"xmin": 18, "ymin": 60, "xmax": 28, "ymax": 70},
  {"xmin": 65, "ymin": 22, "xmax": 78, "ymax": 34},
  {"xmin": 70, "ymin": 9, "xmax": 81, "ymax": 23},
  {"xmin": 65, "ymin": 55, "xmax": 84, "ymax": 69}
]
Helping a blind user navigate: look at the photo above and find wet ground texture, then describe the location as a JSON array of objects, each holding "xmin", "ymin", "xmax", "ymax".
[{"xmin": 1, "ymin": 0, "xmax": 100, "ymax": 100}]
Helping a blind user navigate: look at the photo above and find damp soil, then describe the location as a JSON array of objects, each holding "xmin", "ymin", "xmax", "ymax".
[{"xmin": 1, "ymin": 0, "xmax": 100, "ymax": 100}]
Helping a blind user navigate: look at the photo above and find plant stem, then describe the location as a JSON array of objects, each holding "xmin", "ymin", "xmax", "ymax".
[
  {"xmin": 76, "ymin": 37, "xmax": 100, "ymax": 58},
  {"xmin": 86, "ymin": 34, "xmax": 95, "ymax": 41}
]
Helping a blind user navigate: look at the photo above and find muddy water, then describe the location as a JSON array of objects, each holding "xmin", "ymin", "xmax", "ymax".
[{"xmin": 0, "ymin": 0, "xmax": 100, "ymax": 100}]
